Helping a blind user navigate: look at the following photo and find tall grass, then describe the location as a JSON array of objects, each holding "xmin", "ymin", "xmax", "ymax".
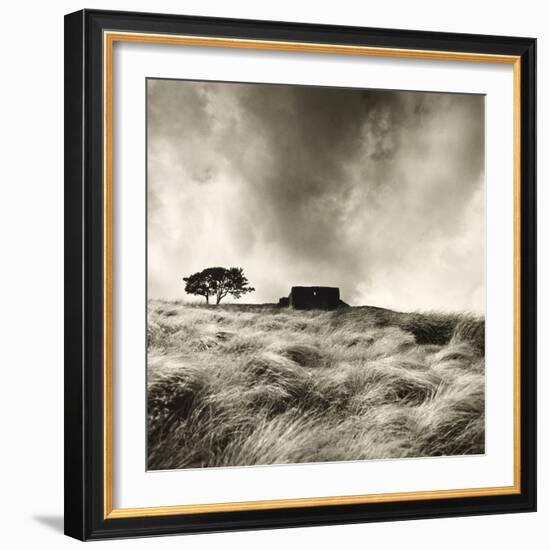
[{"xmin": 147, "ymin": 300, "xmax": 485, "ymax": 469}]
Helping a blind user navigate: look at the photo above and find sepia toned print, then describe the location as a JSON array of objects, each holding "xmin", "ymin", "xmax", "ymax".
[{"xmin": 146, "ymin": 78, "xmax": 485, "ymax": 470}]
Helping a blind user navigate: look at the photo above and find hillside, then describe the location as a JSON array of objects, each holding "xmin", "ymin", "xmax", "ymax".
[{"xmin": 147, "ymin": 300, "xmax": 485, "ymax": 470}]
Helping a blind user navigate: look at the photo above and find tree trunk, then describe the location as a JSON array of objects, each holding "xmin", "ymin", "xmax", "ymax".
[
  {"xmin": 216, "ymin": 295, "xmax": 221, "ymax": 305},
  {"xmin": 205, "ymin": 295, "xmax": 209, "ymax": 304}
]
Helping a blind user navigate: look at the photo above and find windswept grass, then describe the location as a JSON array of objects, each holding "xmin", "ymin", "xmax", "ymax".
[{"xmin": 147, "ymin": 300, "xmax": 485, "ymax": 469}]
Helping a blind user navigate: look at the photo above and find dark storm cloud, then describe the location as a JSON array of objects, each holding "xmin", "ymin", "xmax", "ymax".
[{"xmin": 147, "ymin": 79, "xmax": 485, "ymax": 312}]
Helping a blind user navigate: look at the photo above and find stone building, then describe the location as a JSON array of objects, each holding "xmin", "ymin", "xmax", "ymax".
[{"xmin": 279, "ymin": 286, "xmax": 345, "ymax": 310}]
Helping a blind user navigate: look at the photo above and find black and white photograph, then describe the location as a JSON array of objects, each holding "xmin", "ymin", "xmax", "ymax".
[
  {"xmin": 55, "ymin": 4, "xmax": 539, "ymax": 543},
  {"xmin": 146, "ymin": 79, "xmax": 486, "ymax": 470}
]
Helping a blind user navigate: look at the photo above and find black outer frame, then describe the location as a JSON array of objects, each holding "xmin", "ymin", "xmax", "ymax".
[{"xmin": 64, "ymin": 9, "xmax": 537, "ymax": 541}]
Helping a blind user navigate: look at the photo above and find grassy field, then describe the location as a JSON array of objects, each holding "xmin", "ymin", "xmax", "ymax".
[{"xmin": 147, "ymin": 300, "xmax": 485, "ymax": 470}]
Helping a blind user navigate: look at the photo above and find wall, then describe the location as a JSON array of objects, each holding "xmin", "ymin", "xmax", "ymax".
[{"xmin": 0, "ymin": 1, "xmax": 546, "ymax": 548}]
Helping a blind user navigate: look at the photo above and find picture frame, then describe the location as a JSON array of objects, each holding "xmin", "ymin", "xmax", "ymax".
[{"xmin": 64, "ymin": 9, "xmax": 537, "ymax": 541}]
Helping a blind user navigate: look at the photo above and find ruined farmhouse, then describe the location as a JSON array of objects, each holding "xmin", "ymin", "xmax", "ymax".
[{"xmin": 278, "ymin": 286, "xmax": 348, "ymax": 310}]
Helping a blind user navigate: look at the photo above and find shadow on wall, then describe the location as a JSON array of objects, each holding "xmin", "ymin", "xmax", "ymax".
[{"xmin": 32, "ymin": 515, "xmax": 64, "ymax": 533}]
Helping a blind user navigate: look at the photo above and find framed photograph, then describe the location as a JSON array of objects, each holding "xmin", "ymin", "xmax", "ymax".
[{"xmin": 64, "ymin": 9, "xmax": 536, "ymax": 540}]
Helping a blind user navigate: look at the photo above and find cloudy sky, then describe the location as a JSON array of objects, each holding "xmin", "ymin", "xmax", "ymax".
[{"xmin": 147, "ymin": 79, "xmax": 485, "ymax": 313}]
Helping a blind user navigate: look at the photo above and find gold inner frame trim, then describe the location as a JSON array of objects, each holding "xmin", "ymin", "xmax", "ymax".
[{"xmin": 103, "ymin": 30, "xmax": 522, "ymax": 520}]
